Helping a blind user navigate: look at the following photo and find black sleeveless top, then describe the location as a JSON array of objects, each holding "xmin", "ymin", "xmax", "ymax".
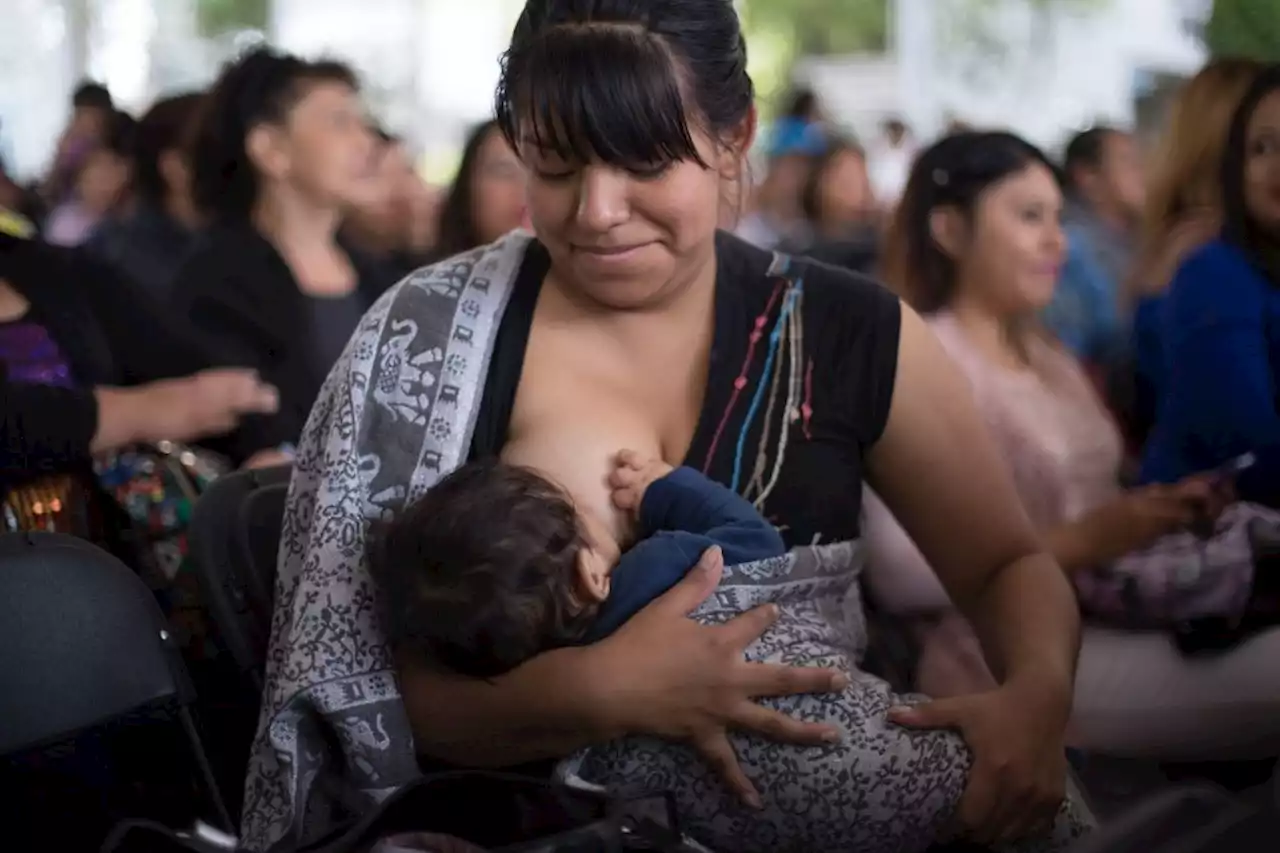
[{"xmin": 469, "ymin": 231, "xmax": 901, "ymax": 547}]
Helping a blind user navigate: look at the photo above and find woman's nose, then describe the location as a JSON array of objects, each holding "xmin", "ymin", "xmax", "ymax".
[{"xmin": 575, "ymin": 167, "xmax": 630, "ymax": 232}]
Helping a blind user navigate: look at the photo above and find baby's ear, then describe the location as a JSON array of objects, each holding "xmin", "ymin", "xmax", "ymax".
[{"xmin": 573, "ymin": 549, "xmax": 612, "ymax": 604}]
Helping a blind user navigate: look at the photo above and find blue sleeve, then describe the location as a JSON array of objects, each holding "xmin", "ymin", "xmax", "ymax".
[
  {"xmin": 1043, "ymin": 227, "xmax": 1117, "ymax": 361},
  {"xmin": 1144, "ymin": 243, "xmax": 1280, "ymax": 504},
  {"xmin": 584, "ymin": 468, "xmax": 786, "ymax": 641},
  {"xmin": 638, "ymin": 466, "xmax": 786, "ymax": 564}
]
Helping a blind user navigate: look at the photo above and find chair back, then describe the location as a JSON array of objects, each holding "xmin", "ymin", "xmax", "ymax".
[
  {"xmin": 187, "ymin": 465, "xmax": 291, "ymax": 687},
  {"xmin": 0, "ymin": 532, "xmax": 188, "ymax": 755}
]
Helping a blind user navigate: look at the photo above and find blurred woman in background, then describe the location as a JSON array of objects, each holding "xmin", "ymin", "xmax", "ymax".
[
  {"xmin": 1127, "ymin": 58, "xmax": 1262, "ymax": 446},
  {"xmin": 172, "ymin": 47, "xmax": 393, "ymax": 467},
  {"xmin": 88, "ymin": 91, "xmax": 207, "ymax": 299},
  {"xmin": 45, "ymin": 109, "xmax": 136, "ymax": 247},
  {"xmin": 343, "ymin": 128, "xmax": 440, "ymax": 277},
  {"xmin": 428, "ymin": 118, "xmax": 527, "ymax": 261},
  {"xmin": 865, "ymin": 130, "xmax": 1280, "ymax": 760},
  {"xmin": 788, "ymin": 136, "xmax": 881, "ymax": 273}
]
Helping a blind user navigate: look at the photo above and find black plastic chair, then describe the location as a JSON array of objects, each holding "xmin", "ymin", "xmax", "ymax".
[
  {"xmin": 1063, "ymin": 783, "xmax": 1267, "ymax": 853},
  {"xmin": 0, "ymin": 530, "xmax": 232, "ymax": 831},
  {"xmin": 187, "ymin": 465, "xmax": 291, "ymax": 690}
]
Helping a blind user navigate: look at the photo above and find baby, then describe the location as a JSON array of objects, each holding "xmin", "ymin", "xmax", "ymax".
[{"xmin": 370, "ymin": 450, "xmax": 785, "ymax": 678}]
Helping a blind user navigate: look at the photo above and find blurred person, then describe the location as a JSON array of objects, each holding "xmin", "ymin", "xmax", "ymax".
[
  {"xmin": 1141, "ymin": 65, "xmax": 1280, "ymax": 509},
  {"xmin": 343, "ymin": 128, "xmax": 439, "ymax": 277},
  {"xmin": 734, "ymin": 120, "xmax": 824, "ymax": 249},
  {"xmin": 87, "ymin": 92, "xmax": 207, "ymax": 298},
  {"xmin": 1042, "ymin": 125, "xmax": 1144, "ymax": 369},
  {"xmin": 786, "ymin": 136, "xmax": 880, "ymax": 272},
  {"xmin": 1127, "ymin": 59, "xmax": 1262, "ymax": 447},
  {"xmin": 429, "ymin": 119, "xmax": 527, "ymax": 261},
  {"xmin": 0, "ymin": 230, "xmax": 276, "ymax": 549},
  {"xmin": 782, "ymin": 86, "xmax": 823, "ymax": 126},
  {"xmin": 43, "ymin": 81, "xmax": 115, "ymax": 207},
  {"xmin": 44, "ymin": 109, "xmax": 137, "ymax": 247},
  {"xmin": 866, "ymin": 130, "xmax": 1280, "ymax": 759},
  {"xmin": 866, "ymin": 116, "xmax": 916, "ymax": 210},
  {"xmin": 173, "ymin": 47, "xmax": 393, "ymax": 468}
]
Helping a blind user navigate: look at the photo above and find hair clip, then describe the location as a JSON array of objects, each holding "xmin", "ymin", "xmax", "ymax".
[{"xmin": 932, "ymin": 168, "xmax": 949, "ymax": 187}]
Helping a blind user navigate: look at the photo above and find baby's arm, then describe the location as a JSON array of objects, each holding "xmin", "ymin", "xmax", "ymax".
[
  {"xmin": 611, "ymin": 450, "xmax": 786, "ymax": 565},
  {"xmin": 585, "ymin": 453, "xmax": 787, "ymax": 641}
]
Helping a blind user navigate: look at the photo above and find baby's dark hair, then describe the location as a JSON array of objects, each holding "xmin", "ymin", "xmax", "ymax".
[{"xmin": 371, "ymin": 459, "xmax": 596, "ymax": 679}]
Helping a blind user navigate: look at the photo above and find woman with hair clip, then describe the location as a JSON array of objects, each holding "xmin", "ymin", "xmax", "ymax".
[
  {"xmin": 862, "ymin": 130, "xmax": 1280, "ymax": 761},
  {"xmin": 170, "ymin": 47, "xmax": 394, "ymax": 468},
  {"xmin": 1141, "ymin": 64, "xmax": 1280, "ymax": 510},
  {"xmin": 1127, "ymin": 58, "xmax": 1262, "ymax": 446},
  {"xmin": 243, "ymin": 3, "xmax": 1094, "ymax": 851}
]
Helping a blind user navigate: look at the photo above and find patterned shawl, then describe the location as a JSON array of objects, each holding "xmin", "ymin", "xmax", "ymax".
[{"xmin": 240, "ymin": 233, "xmax": 528, "ymax": 851}]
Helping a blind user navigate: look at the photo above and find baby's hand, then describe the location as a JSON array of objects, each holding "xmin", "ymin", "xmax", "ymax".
[{"xmin": 610, "ymin": 450, "xmax": 674, "ymax": 514}]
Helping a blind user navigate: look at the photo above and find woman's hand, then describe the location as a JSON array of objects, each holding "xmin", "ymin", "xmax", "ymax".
[
  {"xmin": 889, "ymin": 677, "xmax": 1071, "ymax": 844},
  {"xmin": 593, "ymin": 546, "xmax": 848, "ymax": 807},
  {"xmin": 94, "ymin": 370, "xmax": 273, "ymax": 454},
  {"xmin": 1081, "ymin": 476, "xmax": 1225, "ymax": 560}
]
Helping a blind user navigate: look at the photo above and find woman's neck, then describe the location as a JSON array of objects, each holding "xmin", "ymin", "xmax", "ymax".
[
  {"xmin": 251, "ymin": 189, "xmax": 341, "ymax": 249},
  {"xmin": 947, "ymin": 296, "xmax": 1032, "ymax": 373},
  {"xmin": 252, "ymin": 189, "xmax": 356, "ymax": 296}
]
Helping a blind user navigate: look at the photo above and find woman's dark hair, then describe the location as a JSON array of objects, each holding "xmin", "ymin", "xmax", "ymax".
[
  {"xmin": 881, "ymin": 130, "xmax": 1059, "ymax": 314},
  {"xmin": 191, "ymin": 47, "xmax": 358, "ymax": 220},
  {"xmin": 783, "ymin": 87, "xmax": 818, "ymax": 121},
  {"xmin": 1222, "ymin": 63, "xmax": 1280, "ymax": 279},
  {"xmin": 99, "ymin": 110, "xmax": 138, "ymax": 158},
  {"xmin": 1061, "ymin": 125, "xmax": 1118, "ymax": 195},
  {"xmin": 801, "ymin": 136, "xmax": 865, "ymax": 224},
  {"xmin": 431, "ymin": 119, "xmax": 501, "ymax": 261},
  {"xmin": 132, "ymin": 92, "xmax": 205, "ymax": 205},
  {"xmin": 72, "ymin": 81, "xmax": 113, "ymax": 111},
  {"xmin": 494, "ymin": 0, "xmax": 754, "ymax": 174}
]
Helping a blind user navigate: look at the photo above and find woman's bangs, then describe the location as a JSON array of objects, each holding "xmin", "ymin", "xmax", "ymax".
[{"xmin": 499, "ymin": 28, "xmax": 706, "ymax": 172}]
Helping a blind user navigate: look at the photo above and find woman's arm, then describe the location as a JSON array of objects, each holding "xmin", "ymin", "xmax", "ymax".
[{"xmin": 868, "ymin": 307, "xmax": 1077, "ymax": 840}]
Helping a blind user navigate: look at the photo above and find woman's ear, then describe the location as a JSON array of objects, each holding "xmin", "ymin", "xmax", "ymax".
[
  {"xmin": 246, "ymin": 124, "xmax": 287, "ymax": 180},
  {"xmin": 928, "ymin": 205, "xmax": 967, "ymax": 259},
  {"xmin": 717, "ymin": 106, "xmax": 758, "ymax": 183}
]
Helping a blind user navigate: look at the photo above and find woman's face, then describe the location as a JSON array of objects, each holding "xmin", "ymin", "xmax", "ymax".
[
  {"xmin": 818, "ymin": 149, "xmax": 873, "ymax": 226},
  {"xmin": 521, "ymin": 122, "xmax": 738, "ymax": 310},
  {"xmin": 274, "ymin": 81, "xmax": 378, "ymax": 209},
  {"xmin": 469, "ymin": 129, "xmax": 528, "ymax": 245},
  {"xmin": 1243, "ymin": 89, "xmax": 1280, "ymax": 232},
  {"xmin": 348, "ymin": 141, "xmax": 417, "ymax": 245},
  {"xmin": 77, "ymin": 148, "xmax": 130, "ymax": 213},
  {"xmin": 950, "ymin": 162, "xmax": 1066, "ymax": 316}
]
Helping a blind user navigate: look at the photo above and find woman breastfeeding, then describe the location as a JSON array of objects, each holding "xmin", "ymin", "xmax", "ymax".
[
  {"xmin": 243, "ymin": 2, "xmax": 1088, "ymax": 851},
  {"xmin": 862, "ymin": 131, "xmax": 1280, "ymax": 757}
]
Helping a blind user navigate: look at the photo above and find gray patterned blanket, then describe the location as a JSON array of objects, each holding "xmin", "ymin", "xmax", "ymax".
[{"xmin": 240, "ymin": 232, "xmax": 1093, "ymax": 853}]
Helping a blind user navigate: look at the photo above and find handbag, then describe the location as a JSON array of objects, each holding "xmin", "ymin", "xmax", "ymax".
[{"xmin": 93, "ymin": 441, "xmax": 230, "ymax": 656}]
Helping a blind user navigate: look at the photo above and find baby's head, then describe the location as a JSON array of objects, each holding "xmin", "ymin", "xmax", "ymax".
[{"xmin": 370, "ymin": 459, "xmax": 620, "ymax": 679}]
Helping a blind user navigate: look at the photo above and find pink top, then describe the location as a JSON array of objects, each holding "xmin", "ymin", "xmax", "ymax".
[{"xmin": 862, "ymin": 312, "xmax": 1124, "ymax": 695}]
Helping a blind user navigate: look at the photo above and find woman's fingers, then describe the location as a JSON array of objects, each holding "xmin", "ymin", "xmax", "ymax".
[
  {"xmin": 648, "ymin": 546, "xmax": 723, "ymax": 617},
  {"xmin": 692, "ymin": 731, "xmax": 762, "ymax": 809},
  {"xmin": 739, "ymin": 659, "xmax": 849, "ymax": 699},
  {"xmin": 730, "ymin": 700, "xmax": 842, "ymax": 745}
]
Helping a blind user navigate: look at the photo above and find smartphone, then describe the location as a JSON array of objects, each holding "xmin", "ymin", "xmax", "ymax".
[{"xmin": 1215, "ymin": 452, "xmax": 1257, "ymax": 482}]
